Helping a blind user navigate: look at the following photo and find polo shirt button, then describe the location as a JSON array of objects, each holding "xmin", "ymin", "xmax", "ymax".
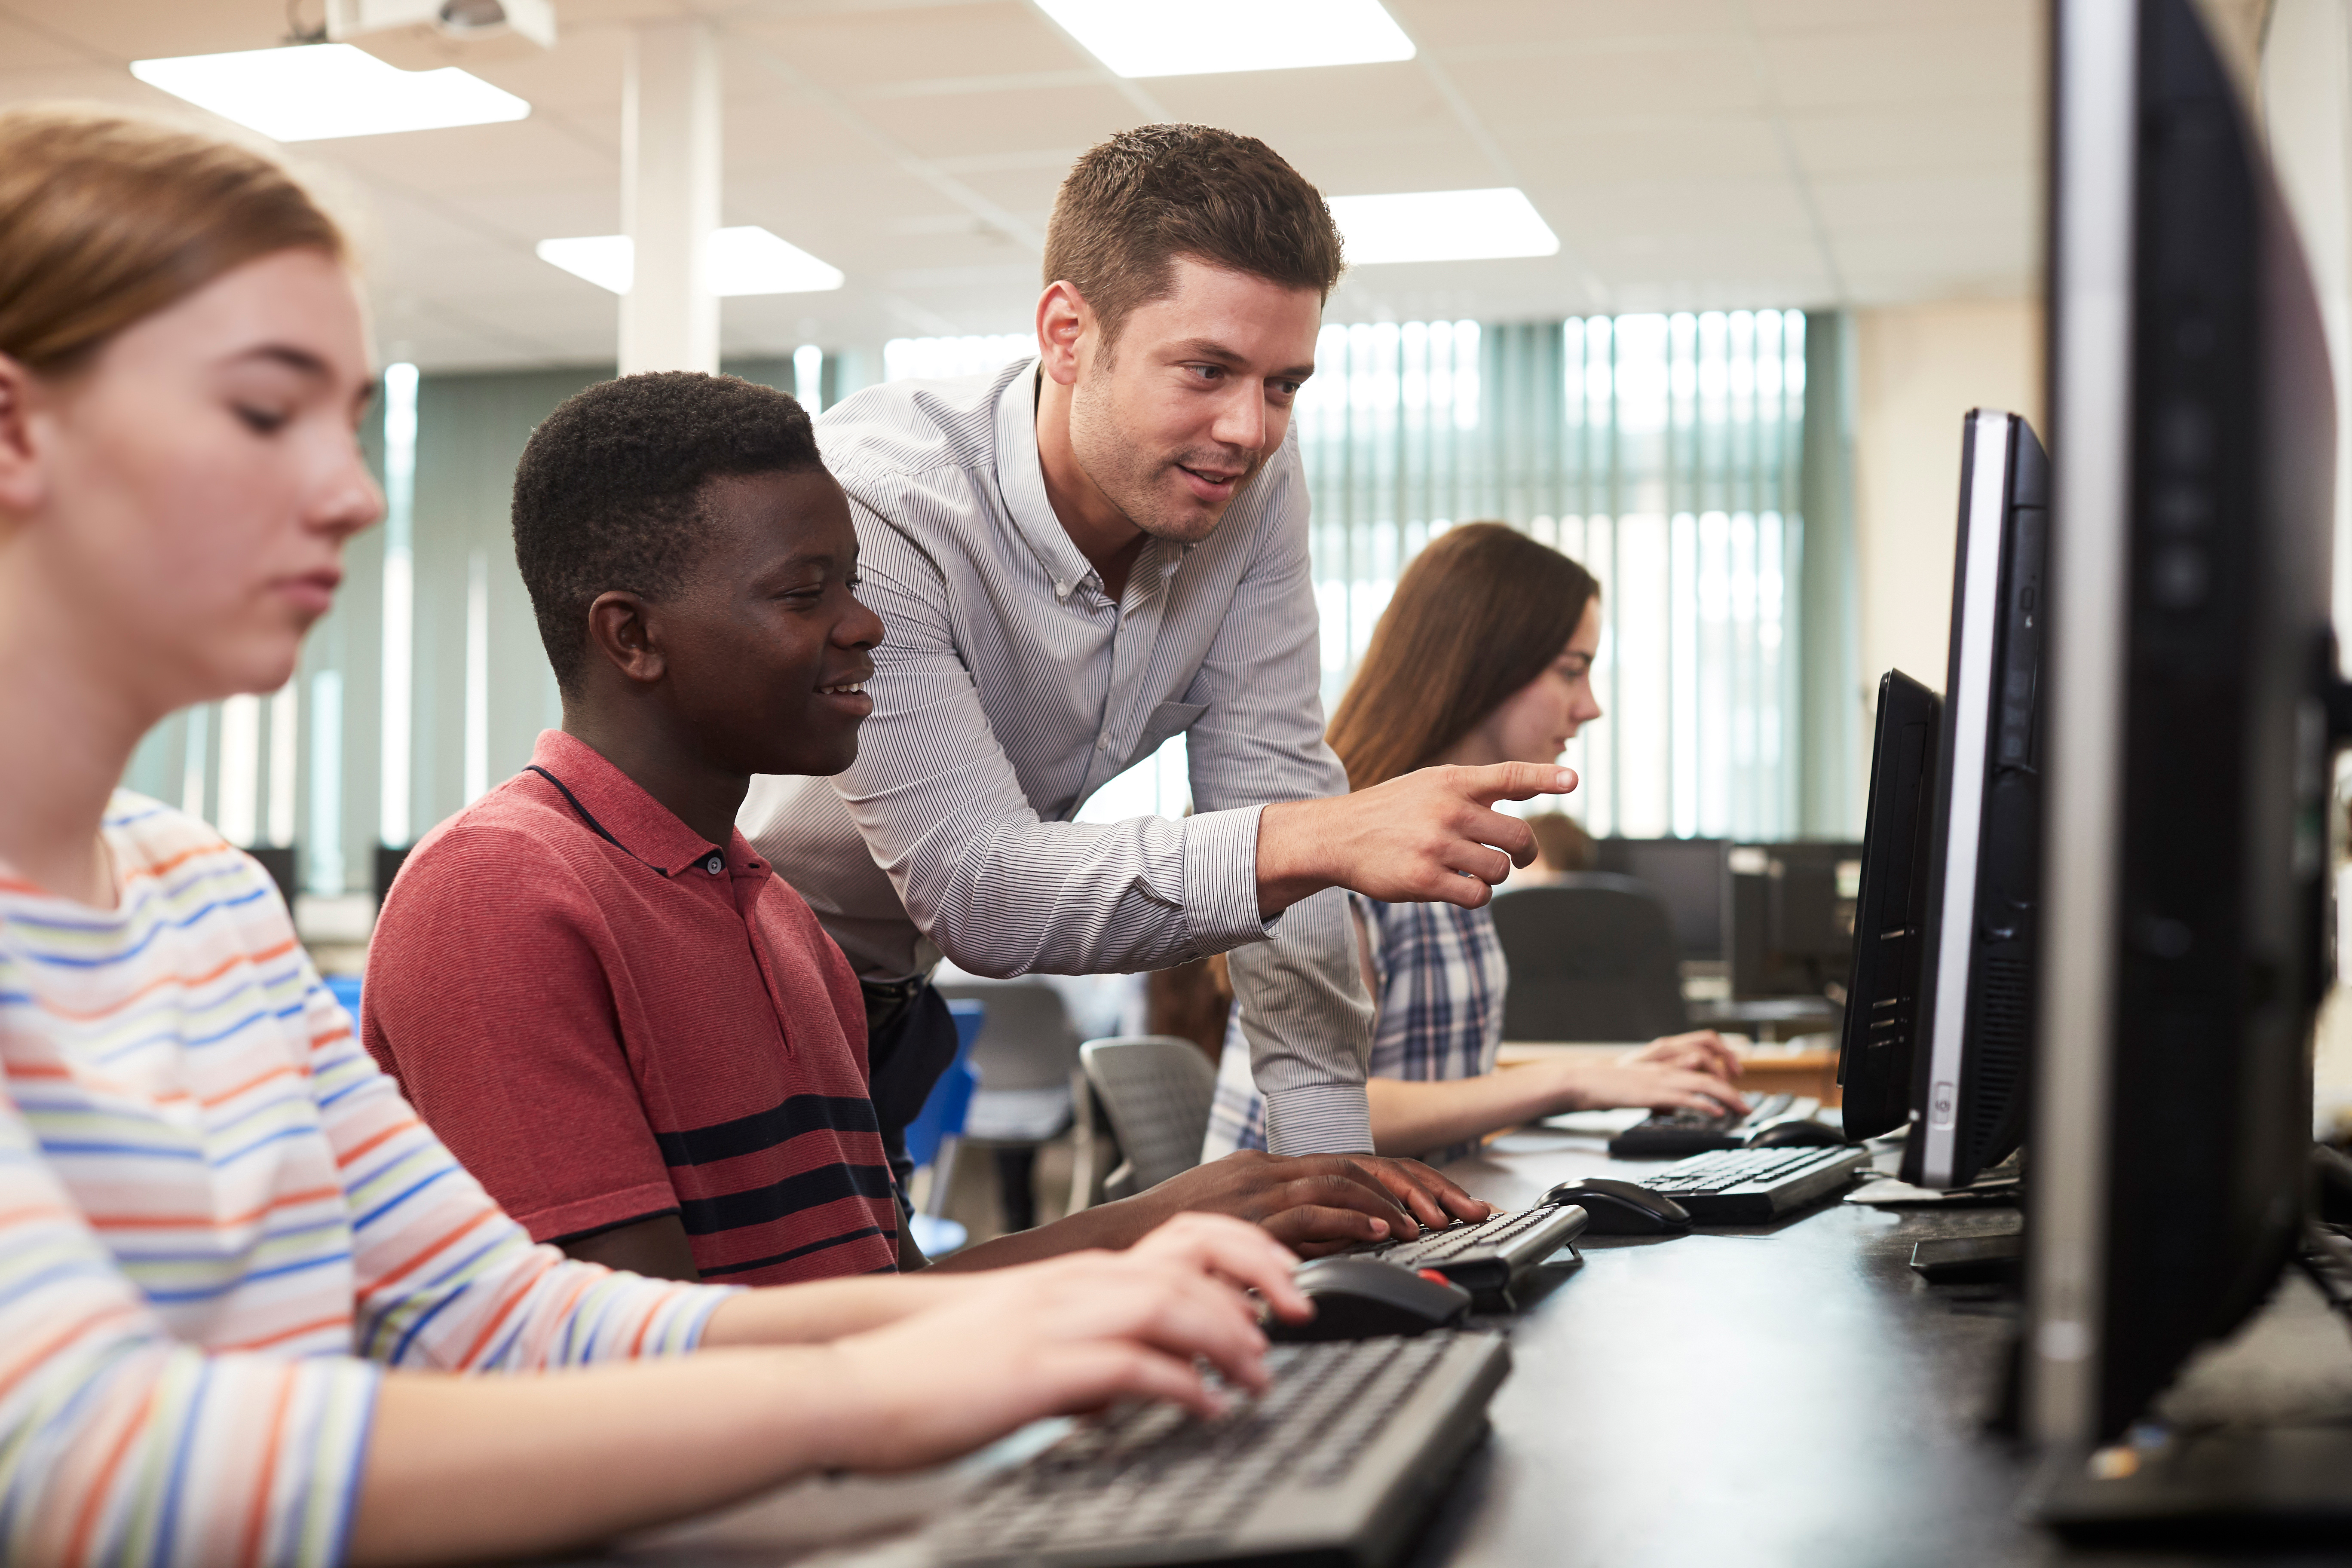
[{"xmin": 705, "ymin": 855, "xmax": 723, "ymax": 875}]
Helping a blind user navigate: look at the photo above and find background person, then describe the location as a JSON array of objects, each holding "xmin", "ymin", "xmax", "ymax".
[
  {"xmin": 0, "ymin": 105, "xmax": 1307, "ymax": 1567},
  {"xmin": 741, "ymin": 126, "xmax": 1570, "ymax": 1209},
  {"xmin": 1205, "ymin": 524, "xmax": 1747, "ymax": 1164}
]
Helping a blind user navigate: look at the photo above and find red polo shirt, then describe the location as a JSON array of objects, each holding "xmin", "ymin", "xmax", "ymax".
[{"xmin": 361, "ymin": 729, "xmax": 899, "ymax": 1284}]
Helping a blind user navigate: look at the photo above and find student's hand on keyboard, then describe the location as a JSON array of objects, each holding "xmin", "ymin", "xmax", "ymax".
[
  {"xmin": 1124, "ymin": 1150, "xmax": 1491, "ymax": 1257},
  {"xmin": 821, "ymin": 1216, "xmax": 1293, "ymax": 1470},
  {"xmin": 1619, "ymin": 1029, "xmax": 1744, "ymax": 1083},
  {"xmin": 1556, "ymin": 1059, "xmax": 1748, "ymax": 1118}
]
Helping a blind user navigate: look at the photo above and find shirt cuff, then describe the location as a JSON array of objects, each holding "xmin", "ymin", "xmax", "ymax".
[
  {"xmin": 1180, "ymin": 805, "xmax": 1277, "ymax": 951},
  {"xmin": 1262, "ymin": 1082, "xmax": 1374, "ymax": 1156}
]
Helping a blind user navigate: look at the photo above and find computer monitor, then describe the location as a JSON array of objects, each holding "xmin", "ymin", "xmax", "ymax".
[
  {"xmin": 1591, "ymin": 837, "xmax": 1727, "ymax": 960},
  {"xmin": 2027, "ymin": 0, "xmax": 2338, "ymax": 1479},
  {"xmin": 1837, "ymin": 670, "xmax": 1942, "ymax": 1141},
  {"xmin": 1907, "ymin": 410, "xmax": 2049, "ymax": 1191},
  {"xmin": 1724, "ymin": 841, "xmax": 1861, "ymax": 1001}
]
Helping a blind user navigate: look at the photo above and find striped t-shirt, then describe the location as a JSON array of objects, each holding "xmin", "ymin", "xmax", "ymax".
[{"xmin": 0, "ymin": 794, "xmax": 733, "ymax": 1568}]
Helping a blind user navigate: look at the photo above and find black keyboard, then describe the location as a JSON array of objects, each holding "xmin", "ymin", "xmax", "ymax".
[
  {"xmin": 1609, "ymin": 1093, "xmax": 1798, "ymax": 1157},
  {"xmin": 1355, "ymin": 1202, "xmax": 1588, "ymax": 1309},
  {"xmin": 1633, "ymin": 1144, "xmax": 1871, "ymax": 1223},
  {"xmin": 936, "ymin": 1332, "xmax": 1511, "ymax": 1568}
]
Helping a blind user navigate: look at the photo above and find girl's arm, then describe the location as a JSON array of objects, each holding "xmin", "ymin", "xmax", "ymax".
[
  {"xmin": 1364, "ymin": 1034, "xmax": 1749, "ymax": 1159},
  {"xmin": 352, "ymin": 1217, "xmax": 1303, "ymax": 1566}
]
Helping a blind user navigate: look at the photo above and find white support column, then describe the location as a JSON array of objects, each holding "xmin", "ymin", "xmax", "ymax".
[{"xmin": 619, "ymin": 20, "xmax": 720, "ymax": 375}]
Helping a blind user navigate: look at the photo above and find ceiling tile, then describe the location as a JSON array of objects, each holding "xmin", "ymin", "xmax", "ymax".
[
  {"xmin": 1446, "ymin": 43, "xmax": 1766, "ymax": 127},
  {"xmin": 1762, "ymin": 23, "xmax": 2040, "ymax": 109},
  {"xmin": 1811, "ymin": 170, "xmax": 2035, "ymax": 233},
  {"xmin": 1393, "ymin": 0, "xmax": 1744, "ymax": 50},
  {"xmin": 729, "ymin": 5, "xmax": 1085, "ymax": 92},
  {"xmin": 1785, "ymin": 99, "xmax": 2034, "ymax": 176}
]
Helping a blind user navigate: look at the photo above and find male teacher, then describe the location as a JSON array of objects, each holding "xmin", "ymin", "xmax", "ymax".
[{"xmin": 741, "ymin": 123, "xmax": 1570, "ymax": 1212}]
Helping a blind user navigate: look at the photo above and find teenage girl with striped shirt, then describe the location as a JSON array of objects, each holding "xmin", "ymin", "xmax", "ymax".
[
  {"xmin": 0, "ymin": 105, "xmax": 1306, "ymax": 1568},
  {"xmin": 1207, "ymin": 523, "xmax": 1750, "ymax": 1163}
]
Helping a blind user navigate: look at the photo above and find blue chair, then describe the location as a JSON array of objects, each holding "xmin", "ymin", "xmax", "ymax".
[
  {"xmin": 324, "ymin": 973, "xmax": 364, "ymax": 1022},
  {"xmin": 903, "ymin": 999, "xmax": 982, "ymax": 1256}
]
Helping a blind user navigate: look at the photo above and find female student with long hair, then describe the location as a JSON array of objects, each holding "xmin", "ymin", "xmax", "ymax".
[
  {"xmin": 1206, "ymin": 523, "xmax": 1748, "ymax": 1163},
  {"xmin": 0, "ymin": 105, "xmax": 1305, "ymax": 1568}
]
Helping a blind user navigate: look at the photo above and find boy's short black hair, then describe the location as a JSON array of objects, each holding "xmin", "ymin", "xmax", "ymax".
[{"xmin": 512, "ymin": 371, "xmax": 823, "ymax": 689}]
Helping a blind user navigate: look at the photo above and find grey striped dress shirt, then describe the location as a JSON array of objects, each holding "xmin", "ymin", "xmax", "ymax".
[{"xmin": 739, "ymin": 359, "xmax": 1376, "ymax": 1155}]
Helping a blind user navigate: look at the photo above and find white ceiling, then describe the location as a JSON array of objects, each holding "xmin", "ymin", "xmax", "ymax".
[{"xmin": 0, "ymin": 0, "xmax": 2043, "ymax": 372}]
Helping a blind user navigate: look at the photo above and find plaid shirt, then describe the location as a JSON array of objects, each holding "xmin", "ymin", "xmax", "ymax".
[{"xmin": 1205, "ymin": 895, "xmax": 1507, "ymax": 1166}]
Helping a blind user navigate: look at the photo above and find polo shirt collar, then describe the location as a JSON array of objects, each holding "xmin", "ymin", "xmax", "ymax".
[
  {"xmin": 994, "ymin": 361, "xmax": 1110, "ymax": 603},
  {"xmin": 526, "ymin": 729, "xmax": 767, "ymax": 880}
]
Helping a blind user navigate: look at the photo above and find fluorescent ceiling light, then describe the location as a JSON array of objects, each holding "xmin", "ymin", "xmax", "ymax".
[
  {"xmin": 1035, "ymin": 0, "xmax": 1413, "ymax": 77},
  {"xmin": 535, "ymin": 236, "xmax": 633, "ymax": 294},
  {"xmin": 1327, "ymin": 188, "xmax": 1561, "ymax": 265},
  {"xmin": 131, "ymin": 43, "xmax": 529, "ymax": 142},
  {"xmin": 535, "ymin": 228, "xmax": 846, "ymax": 296}
]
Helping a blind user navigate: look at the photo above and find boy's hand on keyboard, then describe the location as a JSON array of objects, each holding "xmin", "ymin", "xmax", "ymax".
[
  {"xmin": 1619, "ymin": 1030, "xmax": 1743, "ymax": 1083},
  {"xmin": 1341, "ymin": 1155, "xmax": 1492, "ymax": 1235},
  {"xmin": 822, "ymin": 1225, "xmax": 1281, "ymax": 1470},
  {"xmin": 1122, "ymin": 1151, "xmax": 1488, "ymax": 1257}
]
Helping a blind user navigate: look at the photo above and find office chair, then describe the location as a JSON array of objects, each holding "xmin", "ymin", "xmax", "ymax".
[
  {"xmin": 1078, "ymin": 1036, "xmax": 1218, "ymax": 1203},
  {"xmin": 931, "ymin": 980, "xmax": 1081, "ymax": 1232},
  {"xmin": 1490, "ymin": 875, "xmax": 1691, "ymax": 1041}
]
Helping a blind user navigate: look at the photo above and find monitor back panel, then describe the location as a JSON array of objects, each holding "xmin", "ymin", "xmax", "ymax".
[
  {"xmin": 1838, "ymin": 669, "xmax": 1942, "ymax": 1140},
  {"xmin": 1906, "ymin": 411, "xmax": 2049, "ymax": 1190}
]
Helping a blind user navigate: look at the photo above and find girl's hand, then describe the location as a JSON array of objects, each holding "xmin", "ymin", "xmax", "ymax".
[
  {"xmin": 819, "ymin": 1216, "xmax": 1297, "ymax": 1472},
  {"xmin": 1557, "ymin": 1060, "xmax": 1749, "ymax": 1118},
  {"xmin": 1619, "ymin": 1029, "xmax": 1743, "ymax": 1083}
]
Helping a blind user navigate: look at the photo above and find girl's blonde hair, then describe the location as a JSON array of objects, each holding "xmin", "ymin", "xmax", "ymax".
[{"xmin": 0, "ymin": 105, "xmax": 346, "ymax": 374}]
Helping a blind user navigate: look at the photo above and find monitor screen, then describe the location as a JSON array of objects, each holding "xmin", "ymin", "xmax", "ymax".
[
  {"xmin": 1591, "ymin": 837, "xmax": 1727, "ymax": 960},
  {"xmin": 2028, "ymin": 0, "xmax": 2337, "ymax": 1454},
  {"xmin": 1725, "ymin": 841, "xmax": 1862, "ymax": 1001}
]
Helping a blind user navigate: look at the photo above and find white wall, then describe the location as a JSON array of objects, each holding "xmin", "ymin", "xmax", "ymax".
[
  {"xmin": 1850, "ymin": 299, "xmax": 2045, "ymax": 709},
  {"xmin": 2263, "ymin": 0, "xmax": 2352, "ymax": 671}
]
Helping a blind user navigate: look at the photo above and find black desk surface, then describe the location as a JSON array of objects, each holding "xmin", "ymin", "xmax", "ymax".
[{"xmin": 597, "ymin": 1125, "xmax": 2352, "ymax": 1568}]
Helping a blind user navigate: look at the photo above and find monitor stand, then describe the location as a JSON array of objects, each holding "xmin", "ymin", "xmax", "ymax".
[
  {"xmin": 2032, "ymin": 1426, "xmax": 2352, "ymax": 1544},
  {"xmin": 2032, "ymin": 1212, "xmax": 2352, "ymax": 1541}
]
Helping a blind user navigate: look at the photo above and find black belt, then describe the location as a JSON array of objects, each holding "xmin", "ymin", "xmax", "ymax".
[{"xmin": 860, "ymin": 973, "xmax": 931, "ymax": 1035}]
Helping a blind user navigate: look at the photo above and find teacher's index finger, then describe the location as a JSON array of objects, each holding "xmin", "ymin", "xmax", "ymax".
[{"xmin": 1455, "ymin": 761, "xmax": 1579, "ymax": 806}]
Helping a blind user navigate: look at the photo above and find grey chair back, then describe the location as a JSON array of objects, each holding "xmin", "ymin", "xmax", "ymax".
[
  {"xmin": 1491, "ymin": 875, "xmax": 1690, "ymax": 1042},
  {"xmin": 1078, "ymin": 1036, "xmax": 1219, "ymax": 1193},
  {"xmin": 933, "ymin": 980, "xmax": 1081, "ymax": 1142}
]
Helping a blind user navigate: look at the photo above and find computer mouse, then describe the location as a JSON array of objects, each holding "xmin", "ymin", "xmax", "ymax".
[
  {"xmin": 1265, "ymin": 1256, "xmax": 1472, "ymax": 1342},
  {"xmin": 1746, "ymin": 1118, "xmax": 1847, "ymax": 1148},
  {"xmin": 1538, "ymin": 1178, "xmax": 1691, "ymax": 1235}
]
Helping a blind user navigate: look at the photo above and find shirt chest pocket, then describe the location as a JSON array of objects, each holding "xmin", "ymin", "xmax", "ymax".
[{"xmin": 1124, "ymin": 699, "xmax": 1208, "ymax": 770}]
